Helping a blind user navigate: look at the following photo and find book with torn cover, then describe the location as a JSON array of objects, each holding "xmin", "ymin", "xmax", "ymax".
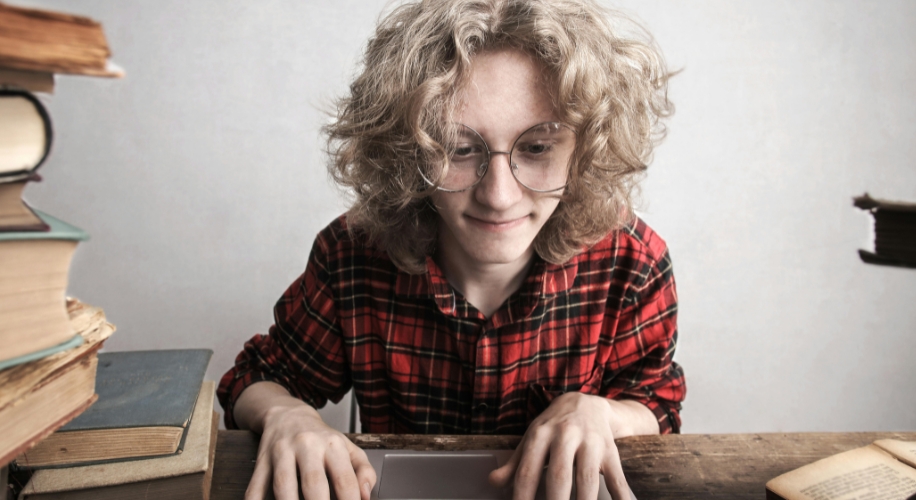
[{"xmin": 0, "ymin": 299, "xmax": 113, "ymax": 466}]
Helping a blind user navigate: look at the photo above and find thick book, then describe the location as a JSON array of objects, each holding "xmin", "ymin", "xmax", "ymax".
[
  {"xmin": 15, "ymin": 349, "xmax": 213, "ymax": 468},
  {"xmin": 765, "ymin": 439, "xmax": 916, "ymax": 499},
  {"xmin": 0, "ymin": 349, "xmax": 99, "ymax": 468},
  {"xmin": 0, "ymin": 299, "xmax": 113, "ymax": 466},
  {"xmin": 0, "ymin": 90, "xmax": 52, "ymax": 185},
  {"xmin": 0, "ymin": 3, "xmax": 122, "ymax": 78},
  {"xmin": 0, "ymin": 210, "xmax": 88, "ymax": 364},
  {"xmin": 20, "ymin": 382, "xmax": 218, "ymax": 500}
]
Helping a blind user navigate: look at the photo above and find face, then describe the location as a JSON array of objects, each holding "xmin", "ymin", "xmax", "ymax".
[{"xmin": 431, "ymin": 49, "xmax": 564, "ymax": 270}]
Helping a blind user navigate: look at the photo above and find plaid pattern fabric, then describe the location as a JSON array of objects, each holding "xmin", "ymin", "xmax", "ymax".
[{"xmin": 218, "ymin": 215, "xmax": 685, "ymax": 434}]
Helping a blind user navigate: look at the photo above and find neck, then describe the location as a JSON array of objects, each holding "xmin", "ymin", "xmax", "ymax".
[{"xmin": 434, "ymin": 232, "xmax": 535, "ymax": 319}]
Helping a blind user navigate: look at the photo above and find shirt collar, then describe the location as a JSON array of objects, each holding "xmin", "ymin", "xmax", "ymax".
[{"xmin": 394, "ymin": 253, "xmax": 580, "ymax": 317}]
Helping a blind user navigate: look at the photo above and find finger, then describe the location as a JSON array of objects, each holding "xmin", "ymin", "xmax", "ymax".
[
  {"xmin": 272, "ymin": 448, "xmax": 304, "ymax": 500},
  {"xmin": 600, "ymin": 443, "xmax": 631, "ymax": 500},
  {"xmin": 324, "ymin": 439, "xmax": 362, "ymax": 500},
  {"xmin": 296, "ymin": 444, "xmax": 332, "ymax": 500},
  {"xmin": 544, "ymin": 428, "xmax": 579, "ymax": 500},
  {"xmin": 574, "ymin": 443, "xmax": 602, "ymax": 500},
  {"xmin": 513, "ymin": 426, "xmax": 553, "ymax": 500},
  {"xmin": 489, "ymin": 446, "xmax": 522, "ymax": 487},
  {"xmin": 347, "ymin": 444, "xmax": 378, "ymax": 500},
  {"xmin": 245, "ymin": 455, "xmax": 273, "ymax": 500}
]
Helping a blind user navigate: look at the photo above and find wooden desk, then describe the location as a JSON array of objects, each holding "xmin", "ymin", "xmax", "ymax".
[{"xmin": 211, "ymin": 431, "xmax": 916, "ymax": 500}]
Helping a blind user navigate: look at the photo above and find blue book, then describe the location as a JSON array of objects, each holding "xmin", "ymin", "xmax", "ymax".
[{"xmin": 15, "ymin": 349, "xmax": 212, "ymax": 468}]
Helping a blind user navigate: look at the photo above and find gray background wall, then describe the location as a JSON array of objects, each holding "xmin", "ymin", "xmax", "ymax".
[{"xmin": 14, "ymin": 0, "xmax": 916, "ymax": 434}]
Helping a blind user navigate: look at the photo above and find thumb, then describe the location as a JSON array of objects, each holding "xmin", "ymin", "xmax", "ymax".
[{"xmin": 488, "ymin": 450, "xmax": 521, "ymax": 487}]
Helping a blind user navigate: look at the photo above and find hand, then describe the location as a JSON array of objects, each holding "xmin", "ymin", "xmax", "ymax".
[
  {"xmin": 238, "ymin": 385, "xmax": 376, "ymax": 500},
  {"xmin": 489, "ymin": 392, "xmax": 648, "ymax": 500}
]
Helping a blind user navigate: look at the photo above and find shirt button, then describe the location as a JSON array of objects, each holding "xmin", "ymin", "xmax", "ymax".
[{"xmin": 475, "ymin": 403, "xmax": 488, "ymax": 412}]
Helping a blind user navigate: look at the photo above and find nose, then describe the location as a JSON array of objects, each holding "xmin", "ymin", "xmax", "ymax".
[{"xmin": 473, "ymin": 151, "xmax": 523, "ymax": 211}]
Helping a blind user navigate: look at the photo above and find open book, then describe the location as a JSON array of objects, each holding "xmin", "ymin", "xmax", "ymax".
[{"xmin": 766, "ymin": 440, "xmax": 916, "ymax": 499}]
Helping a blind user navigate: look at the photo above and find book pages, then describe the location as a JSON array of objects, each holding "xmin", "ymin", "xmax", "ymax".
[
  {"xmin": 0, "ymin": 300, "xmax": 111, "ymax": 410},
  {"xmin": 874, "ymin": 440, "xmax": 916, "ymax": 470},
  {"xmin": 766, "ymin": 445, "xmax": 916, "ymax": 500}
]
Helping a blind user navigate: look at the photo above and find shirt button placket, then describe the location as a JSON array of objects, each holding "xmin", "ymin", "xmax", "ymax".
[{"xmin": 473, "ymin": 327, "xmax": 493, "ymax": 433}]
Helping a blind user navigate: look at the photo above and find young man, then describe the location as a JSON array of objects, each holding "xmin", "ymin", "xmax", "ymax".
[{"xmin": 218, "ymin": 1, "xmax": 685, "ymax": 500}]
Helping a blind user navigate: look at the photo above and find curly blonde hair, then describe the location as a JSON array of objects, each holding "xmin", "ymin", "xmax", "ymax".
[{"xmin": 326, "ymin": 0, "xmax": 673, "ymax": 274}]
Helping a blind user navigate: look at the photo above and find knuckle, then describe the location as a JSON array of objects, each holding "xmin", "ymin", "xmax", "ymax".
[
  {"xmin": 531, "ymin": 424, "xmax": 551, "ymax": 441},
  {"xmin": 578, "ymin": 465, "xmax": 599, "ymax": 484},
  {"xmin": 301, "ymin": 468, "xmax": 327, "ymax": 488},
  {"xmin": 269, "ymin": 442, "xmax": 291, "ymax": 462},
  {"xmin": 292, "ymin": 431, "xmax": 319, "ymax": 449},
  {"xmin": 548, "ymin": 466, "xmax": 572, "ymax": 484},
  {"xmin": 332, "ymin": 473, "xmax": 360, "ymax": 495},
  {"xmin": 515, "ymin": 463, "xmax": 541, "ymax": 482}
]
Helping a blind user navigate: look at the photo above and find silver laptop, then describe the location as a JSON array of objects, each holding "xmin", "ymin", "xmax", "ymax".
[{"xmin": 364, "ymin": 449, "xmax": 634, "ymax": 500}]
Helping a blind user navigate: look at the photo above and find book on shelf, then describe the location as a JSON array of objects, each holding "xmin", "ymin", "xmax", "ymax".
[
  {"xmin": 766, "ymin": 439, "xmax": 916, "ymax": 500},
  {"xmin": 0, "ymin": 3, "xmax": 122, "ymax": 78},
  {"xmin": 19, "ymin": 381, "xmax": 218, "ymax": 500},
  {"xmin": 0, "ymin": 210, "xmax": 88, "ymax": 365},
  {"xmin": 854, "ymin": 193, "xmax": 916, "ymax": 269},
  {"xmin": 15, "ymin": 349, "xmax": 213, "ymax": 468},
  {"xmin": 0, "ymin": 299, "xmax": 114, "ymax": 466}
]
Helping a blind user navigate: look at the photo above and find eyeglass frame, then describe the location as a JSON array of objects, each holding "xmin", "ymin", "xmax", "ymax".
[{"xmin": 418, "ymin": 121, "xmax": 576, "ymax": 193}]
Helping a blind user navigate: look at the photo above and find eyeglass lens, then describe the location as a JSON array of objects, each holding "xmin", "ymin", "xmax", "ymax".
[{"xmin": 441, "ymin": 122, "xmax": 575, "ymax": 192}]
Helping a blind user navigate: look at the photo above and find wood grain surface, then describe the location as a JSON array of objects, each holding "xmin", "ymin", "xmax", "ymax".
[{"xmin": 210, "ymin": 430, "xmax": 916, "ymax": 500}]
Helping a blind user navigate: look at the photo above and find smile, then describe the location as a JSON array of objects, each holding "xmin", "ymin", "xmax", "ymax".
[{"xmin": 464, "ymin": 214, "xmax": 529, "ymax": 232}]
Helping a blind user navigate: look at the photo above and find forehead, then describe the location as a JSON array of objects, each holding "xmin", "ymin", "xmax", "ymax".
[{"xmin": 456, "ymin": 48, "xmax": 557, "ymax": 138}]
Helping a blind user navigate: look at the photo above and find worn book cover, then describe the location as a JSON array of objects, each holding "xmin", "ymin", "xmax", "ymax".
[
  {"xmin": 16, "ymin": 349, "xmax": 212, "ymax": 468},
  {"xmin": 20, "ymin": 382, "xmax": 217, "ymax": 500}
]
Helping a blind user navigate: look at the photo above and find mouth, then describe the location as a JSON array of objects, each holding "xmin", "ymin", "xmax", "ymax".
[{"xmin": 464, "ymin": 214, "xmax": 528, "ymax": 232}]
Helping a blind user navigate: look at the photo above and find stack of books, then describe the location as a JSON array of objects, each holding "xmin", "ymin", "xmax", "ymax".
[
  {"xmin": 1, "ymin": 4, "xmax": 221, "ymax": 500},
  {"xmin": 0, "ymin": 0, "xmax": 121, "ymax": 474},
  {"xmin": 15, "ymin": 351, "xmax": 217, "ymax": 500},
  {"xmin": 854, "ymin": 193, "xmax": 916, "ymax": 269}
]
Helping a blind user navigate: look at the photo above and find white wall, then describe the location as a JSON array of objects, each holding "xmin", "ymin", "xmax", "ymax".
[{"xmin": 15, "ymin": 0, "xmax": 916, "ymax": 434}]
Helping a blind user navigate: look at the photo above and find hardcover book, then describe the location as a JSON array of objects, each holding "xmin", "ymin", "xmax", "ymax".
[
  {"xmin": 0, "ymin": 210, "xmax": 88, "ymax": 364},
  {"xmin": 0, "ymin": 3, "xmax": 122, "ymax": 77},
  {"xmin": 0, "ymin": 90, "xmax": 51, "ymax": 185},
  {"xmin": 0, "ymin": 299, "xmax": 113, "ymax": 466},
  {"xmin": 19, "ymin": 382, "xmax": 218, "ymax": 500},
  {"xmin": 15, "ymin": 349, "xmax": 213, "ymax": 468}
]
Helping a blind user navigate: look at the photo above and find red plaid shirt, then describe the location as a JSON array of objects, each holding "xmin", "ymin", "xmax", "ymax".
[{"xmin": 218, "ymin": 215, "xmax": 685, "ymax": 434}]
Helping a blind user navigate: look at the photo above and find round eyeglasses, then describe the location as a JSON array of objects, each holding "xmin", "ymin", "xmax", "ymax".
[{"xmin": 420, "ymin": 122, "xmax": 576, "ymax": 193}]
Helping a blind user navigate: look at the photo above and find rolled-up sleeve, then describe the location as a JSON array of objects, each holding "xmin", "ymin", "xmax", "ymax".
[
  {"xmin": 217, "ymin": 237, "xmax": 351, "ymax": 429},
  {"xmin": 599, "ymin": 239, "xmax": 686, "ymax": 434}
]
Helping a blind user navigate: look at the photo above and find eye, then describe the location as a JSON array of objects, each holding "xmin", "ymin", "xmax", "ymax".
[
  {"xmin": 517, "ymin": 142, "xmax": 553, "ymax": 155},
  {"xmin": 453, "ymin": 144, "xmax": 485, "ymax": 157}
]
